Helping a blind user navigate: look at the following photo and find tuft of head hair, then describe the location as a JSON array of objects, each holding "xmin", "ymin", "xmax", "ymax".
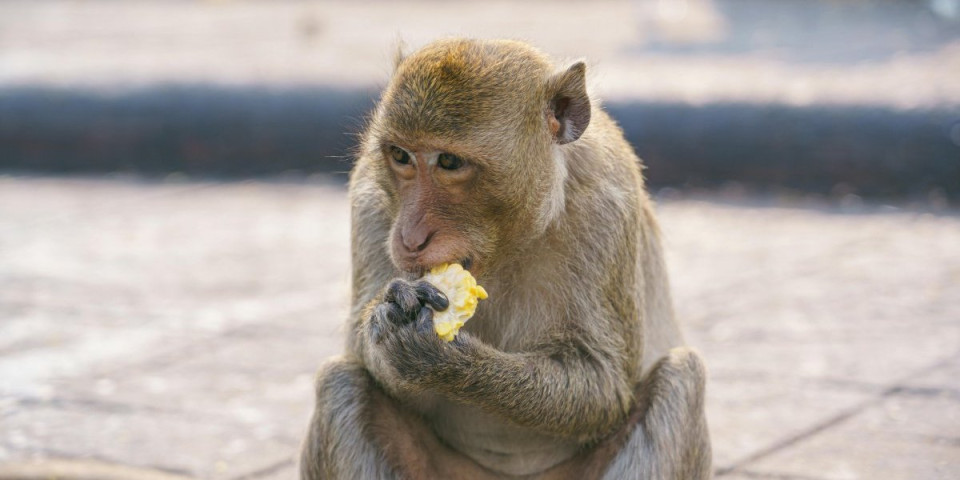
[{"xmin": 377, "ymin": 39, "xmax": 555, "ymax": 150}]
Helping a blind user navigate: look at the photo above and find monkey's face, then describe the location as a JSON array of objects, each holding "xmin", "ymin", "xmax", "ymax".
[
  {"xmin": 382, "ymin": 143, "xmax": 499, "ymax": 278},
  {"xmin": 370, "ymin": 39, "xmax": 590, "ymax": 279}
]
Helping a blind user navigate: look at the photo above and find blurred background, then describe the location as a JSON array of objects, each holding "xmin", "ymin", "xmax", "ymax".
[{"xmin": 0, "ymin": 1, "xmax": 958, "ymax": 479}]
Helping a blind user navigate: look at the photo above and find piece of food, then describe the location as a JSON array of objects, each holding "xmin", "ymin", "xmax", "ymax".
[{"xmin": 422, "ymin": 263, "xmax": 488, "ymax": 342}]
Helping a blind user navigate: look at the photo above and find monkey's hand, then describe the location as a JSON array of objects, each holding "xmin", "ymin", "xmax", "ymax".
[{"xmin": 365, "ymin": 279, "xmax": 463, "ymax": 386}]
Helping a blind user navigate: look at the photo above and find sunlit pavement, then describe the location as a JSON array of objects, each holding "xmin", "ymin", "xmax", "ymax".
[
  {"xmin": 0, "ymin": 176, "xmax": 957, "ymax": 479},
  {"xmin": 1, "ymin": 0, "xmax": 959, "ymax": 478}
]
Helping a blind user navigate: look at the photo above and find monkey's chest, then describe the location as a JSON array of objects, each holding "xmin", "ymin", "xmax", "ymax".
[{"xmin": 423, "ymin": 395, "xmax": 580, "ymax": 477}]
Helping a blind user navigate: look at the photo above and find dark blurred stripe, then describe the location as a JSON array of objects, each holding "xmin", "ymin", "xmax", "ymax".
[
  {"xmin": 1, "ymin": 85, "xmax": 957, "ymax": 197},
  {"xmin": 609, "ymin": 102, "xmax": 960, "ymax": 198}
]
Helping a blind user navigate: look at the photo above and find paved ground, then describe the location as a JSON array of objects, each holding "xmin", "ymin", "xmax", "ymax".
[{"xmin": 0, "ymin": 176, "xmax": 957, "ymax": 479}]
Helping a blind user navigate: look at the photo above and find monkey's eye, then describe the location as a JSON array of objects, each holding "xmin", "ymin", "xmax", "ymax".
[
  {"xmin": 389, "ymin": 146, "xmax": 411, "ymax": 165},
  {"xmin": 437, "ymin": 153, "xmax": 464, "ymax": 170}
]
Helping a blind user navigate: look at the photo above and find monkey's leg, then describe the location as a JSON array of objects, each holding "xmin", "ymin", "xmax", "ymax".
[
  {"xmin": 300, "ymin": 357, "xmax": 500, "ymax": 480},
  {"xmin": 600, "ymin": 347, "xmax": 712, "ymax": 480},
  {"xmin": 300, "ymin": 357, "xmax": 397, "ymax": 480}
]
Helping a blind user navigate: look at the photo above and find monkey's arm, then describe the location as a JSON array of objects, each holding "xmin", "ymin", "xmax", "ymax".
[
  {"xmin": 602, "ymin": 347, "xmax": 712, "ymax": 479},
  {"xmin": 376, "ymin": 304, "xmax": 636, "ymax": 441},
  {"xmin": 459, "ymin": 336, "xmax": 633, "ymax": 439}
]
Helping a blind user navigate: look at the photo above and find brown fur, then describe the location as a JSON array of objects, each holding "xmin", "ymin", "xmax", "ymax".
[{"xmin": 301, "ymin": 38, "xmax": 711, "ymax": 479}]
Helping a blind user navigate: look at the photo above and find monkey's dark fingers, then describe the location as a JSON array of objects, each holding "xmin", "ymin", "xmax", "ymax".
[
  {"xmin": 369, "ymin": 304, "xmax": 393, "ymax": 342},
  {"xmin": 384, "ymin": 279, "xmax": 420, "ymax": 315},
  {"xmin": 414, "ymin": 281, "xmax": 449, "ymax": 311},
  {"xmin": 415, "ymin": 306, "xmax": 435, "ymax": 335},
  {"xmin": 371, "ymin": 302, "xmax": 405, "ymax": 335}
]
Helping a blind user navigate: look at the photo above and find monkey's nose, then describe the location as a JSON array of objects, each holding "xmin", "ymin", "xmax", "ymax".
[{"xmin": 400, "ymin": 228, "xmax": 435, "ymax": 253}]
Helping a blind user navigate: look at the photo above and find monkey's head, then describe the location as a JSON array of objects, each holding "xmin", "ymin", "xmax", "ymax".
[{"xmin": 364, "ymin": 38, "xmax": 591, "ymax": 278}]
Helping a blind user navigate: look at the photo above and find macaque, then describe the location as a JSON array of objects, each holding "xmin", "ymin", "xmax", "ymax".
[{"xmin": 301, "ymin": 38, "xmax": 711, "ymax": 479}]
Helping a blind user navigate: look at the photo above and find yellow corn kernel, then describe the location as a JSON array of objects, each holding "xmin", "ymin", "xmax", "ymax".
[{"xmin": 422, "ymin": 263, "xmax": 488, "ymax": 342}]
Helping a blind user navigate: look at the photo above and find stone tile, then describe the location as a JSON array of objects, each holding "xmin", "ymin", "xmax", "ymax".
[
  {"xmin": 0, "ymin": 442, "xmax": 17, "ymax": 461},
  {"xmin": 718, "ymin": 475, "xmax": 822, "ymax": 480},
  {"xmin": 0, "ymin": 177, "xmax": 205, "ymax": 236},
  {"xmin": 0, "ymin": 310, "xmax": 202, "ymax": 397},
  {"xmin": 55, "ymin": 329, "xmax": 345, "ymax": 444},
  {"xmin": 0, "ymin": 179, "xmax": 351, "ymax": 395},
  {"xmin": 238, "ymin": 461, "xmax": 298, "ymax": 480},
  {"xmin": 661, "ymin": 201, "xmax": 960, "ymax": 386},
  {"xmin": 659, "ymin": 200, "xmax": 960, "ymax": 473},
  {"xmin": 700, "ymin": 328, "xmax": 959, "ymax": 389},
  {"xmin": 0, "ymin": 405, "xmax": 297, "ymax": 479},
  {"xmin": 706, "ymin": 377, "xmax": 871, "ymax": 470},
  {"xmin": 900, "ymin": 354, "xmax": 960, "ymax": 393},
  {"xmin": 853, "ymin": 394, "xmax": 960, "ymax": 440},
  {"xmin": 251, "ymin": 298, "xmax": 352, "ymax": 338},
  {"xmin": 741, "ymin": 395, "xmax": 960, "ymax": 480},
  {"xmin": 0, "ymin": 458, "xmax": 198, "ymax": 480},
  {"xmin": 0, "ymin": 179, "xmax": 350, "ymax": 327}
]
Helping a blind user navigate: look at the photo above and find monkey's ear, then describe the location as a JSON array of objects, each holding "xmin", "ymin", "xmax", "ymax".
[{"xmin": 546, "ymin": 61, "xmax": 591, "ymax": 144}]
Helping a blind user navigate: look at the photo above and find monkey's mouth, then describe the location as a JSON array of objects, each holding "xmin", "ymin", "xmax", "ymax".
[
  {"xmin": 398, "ymin": 256, "xmax": 477, "ymax": 279},
  {"xmin": 423, "ymin": 257, "xmax": 477, "ymax": 277}
]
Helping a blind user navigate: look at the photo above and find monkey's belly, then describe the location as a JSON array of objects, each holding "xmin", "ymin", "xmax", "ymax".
[{"xmin": 427, "ymin": 397, "xmax": 581, "ymax": 476}]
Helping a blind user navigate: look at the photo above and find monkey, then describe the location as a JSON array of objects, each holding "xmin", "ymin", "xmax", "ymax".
[{"xmin": 300, "ymin": 38, "xmax": 711, "ymax": 479}]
